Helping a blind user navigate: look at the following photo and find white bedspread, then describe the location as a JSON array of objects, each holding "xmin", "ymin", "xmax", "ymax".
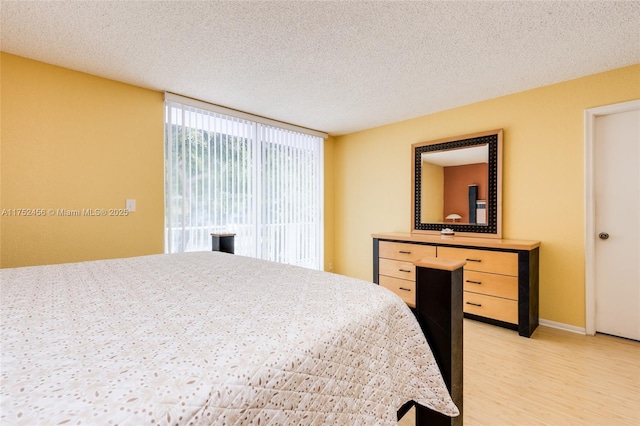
[{"xmin": 1, "ymin": 252, "xmax": 458, "ymax": 425}]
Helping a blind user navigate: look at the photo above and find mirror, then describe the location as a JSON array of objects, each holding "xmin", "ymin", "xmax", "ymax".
[{"xmin": 411, "ymin": 129, "xmax": 503, "ymax": 238}]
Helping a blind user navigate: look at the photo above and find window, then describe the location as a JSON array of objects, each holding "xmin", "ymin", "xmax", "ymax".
[{"xmin": 164, "ymin": 94, "xmax": 325, "ymax": 270}]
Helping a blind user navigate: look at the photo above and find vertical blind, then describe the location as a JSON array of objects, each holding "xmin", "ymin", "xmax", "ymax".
[{"xmin": 164, "ymin": 95, "xmax": 324, "ymax": 270}]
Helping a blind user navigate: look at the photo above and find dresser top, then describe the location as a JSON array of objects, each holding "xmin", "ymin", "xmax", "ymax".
[{"xmin": 372, "ymin": 232, "xmax": 540, "ymax": 251}]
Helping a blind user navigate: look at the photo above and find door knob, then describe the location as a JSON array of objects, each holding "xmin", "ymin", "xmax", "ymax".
[{"xmin": 599, "ymin": 232, "xmax": 609, "ymax": 240}]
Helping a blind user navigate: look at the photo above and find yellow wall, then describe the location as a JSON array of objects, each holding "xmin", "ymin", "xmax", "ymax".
[
  {"xmin": 0, "ymin": 53, "xmax": 339, "ymax": 271},
  {"xmin": 420, "ymin": 161, "xmax": 444, "ymax": 222},
  {"xmin": 333, "ymin": 64, "xmax": 640, "ymax": 328},
  {"xmin": 323, "ymin": 135, "xmax": 336, "ymax": 272},
  {"xmin": 0, "ymin": 53, "xmax": 165, "ymax": 267}
]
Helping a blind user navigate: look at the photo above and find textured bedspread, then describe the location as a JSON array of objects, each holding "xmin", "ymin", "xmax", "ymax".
[{"xmin": 1, "ymin": 252, "xmax": 458, "ymax": 425}]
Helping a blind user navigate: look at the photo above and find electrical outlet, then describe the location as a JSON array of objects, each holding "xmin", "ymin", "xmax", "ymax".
[
  {"xmin": 328, "ymin": 262, "xmax": 334, "ymax": 271},
  {"xmin": 126, "ymin": 199, "xmax": 136, "ymax": 212}
]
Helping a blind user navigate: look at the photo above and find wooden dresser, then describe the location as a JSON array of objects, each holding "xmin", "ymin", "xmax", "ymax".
[{"xmin": 373, "ymin": 232, "xmax": 540, "ymax": 337}]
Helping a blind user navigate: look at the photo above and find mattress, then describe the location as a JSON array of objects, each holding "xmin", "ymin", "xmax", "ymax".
[{"xmin": 0, "ymin": 251, "xmax": 458, "ymax": 425}]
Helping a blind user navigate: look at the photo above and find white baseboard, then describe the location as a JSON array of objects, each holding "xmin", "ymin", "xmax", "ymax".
[{"xmin": 539, "ymin": 318, "xmax": 586, "ymax": 335}]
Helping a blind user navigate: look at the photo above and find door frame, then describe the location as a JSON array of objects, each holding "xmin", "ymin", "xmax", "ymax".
[{"xmin": 584, "ymin": 99, "xmax": 640, "ymax": 336}]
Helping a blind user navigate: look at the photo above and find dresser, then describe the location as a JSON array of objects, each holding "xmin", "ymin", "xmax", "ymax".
[{"xmin": 373, "ymin": 232, "xmax": 540, "ymax": 337}]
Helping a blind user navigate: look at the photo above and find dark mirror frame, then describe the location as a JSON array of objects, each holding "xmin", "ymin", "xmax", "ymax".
[{"xmin": 411, "ymin": 129, "xmax": 503, "ymax": 238}]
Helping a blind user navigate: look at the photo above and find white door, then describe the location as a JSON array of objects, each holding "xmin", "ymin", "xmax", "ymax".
[{"xmin": 594, "ymin": 107, "xmax": 640, "ymax": 341}]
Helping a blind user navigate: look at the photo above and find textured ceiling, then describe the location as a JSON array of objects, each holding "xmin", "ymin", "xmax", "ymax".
[{"xmin": 1, "ymin": 1, "xmax": 639, "ymax": 135}]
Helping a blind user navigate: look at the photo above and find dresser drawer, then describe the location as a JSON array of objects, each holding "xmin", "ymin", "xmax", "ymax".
[
  {"xmin": 379, "ymin": 241, "xmax": 436, "ymax": 262},
  {"xmin": 438, "ymin": 246, "xmax": 518, "ymax": 276},
  {"xmin": 379, "ymin": 258, "xmax": 415, "ymax": 281},
  {"xmin": 464, "ymin": 270, "xmax": 518, "ymax": 300},
  {"xmin": 379, "ymin": 275, "xmax": 416, "ymax": 307},
  {"xmin": 464, "ymin": 292, "xmax": 518, "ymax": 324}
]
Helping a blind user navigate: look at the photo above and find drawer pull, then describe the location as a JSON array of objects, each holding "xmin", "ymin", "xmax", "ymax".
[
  {"xmin": 398, "ymin": 287, "xmax": 412, "ymax": 292},
  {"xmin": 399, "ymin": 268, "xmax": 411, "ymax": 273},
  {"xmin": 398, "ymin": 250, "xmax": 412, "ymax": 254},
  {"xmin": 466, "ymin": 258, "xmax": 482, "ymax": 262},
  {"xmin": 466, "ymin": 280, "xmax": 482, "ymax": 285},
  {"xmin": 466, "ymin": 302, "xmax": 482, "ymax": 307}
]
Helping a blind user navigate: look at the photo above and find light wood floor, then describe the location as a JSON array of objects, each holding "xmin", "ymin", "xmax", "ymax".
[{"xmin": 399, "ymin": 319, "xmax": 640, "ymax": 426}]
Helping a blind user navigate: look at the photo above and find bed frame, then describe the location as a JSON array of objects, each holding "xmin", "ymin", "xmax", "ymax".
[{"xmin": 397, "ymin": 258, "xmax": 464, "ymax": 426}]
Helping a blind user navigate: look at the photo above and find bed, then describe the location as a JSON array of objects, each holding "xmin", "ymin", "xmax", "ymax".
[{"xmin": 1, "ymin": 251, "xmax": 458, "ymax": 425}]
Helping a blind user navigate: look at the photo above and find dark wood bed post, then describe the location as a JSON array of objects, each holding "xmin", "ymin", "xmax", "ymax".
[{"xmin": 413, "ymin": 258, "xmax": 465, "ymax": 426}]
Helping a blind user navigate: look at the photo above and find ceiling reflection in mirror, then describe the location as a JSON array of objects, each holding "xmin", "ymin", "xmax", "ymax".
[{"xmin": 412, "ymin": 130, "xmax": 502, "ymax": 237}]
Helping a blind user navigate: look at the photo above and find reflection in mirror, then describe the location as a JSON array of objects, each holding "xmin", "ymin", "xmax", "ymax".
[
  {"xmin": 421, "ymin": 144, "xmax": 488, "ymax": 224},
  {"xmin": 412, "ymin": 129, "xmax": 502, "ymax": 238}
]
